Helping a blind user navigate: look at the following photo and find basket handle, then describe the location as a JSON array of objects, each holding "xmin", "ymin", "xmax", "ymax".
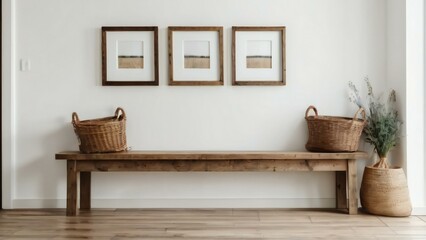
[
  {"xmin": 115, "ymin": 107, "xmax": 126, "ymax": 120},
  {"xmin": 353, "ymin": 107, "xmax": 366, "ymax": 123},
  {"xmin": 305, "ymin": 105, "xmax": 318, "ymax": 118},
  {"xmin": 72, "ymin": 112, "xmax": 80, "ymax": 124}
]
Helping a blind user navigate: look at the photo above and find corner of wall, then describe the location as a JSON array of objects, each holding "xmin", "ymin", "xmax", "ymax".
[
  {"xmin": 2, "ymin": 0, "xmax": 16, "ymax": 209},
  {"xmin": 406, "ymin": 0, "xmax": 426, "ymax": 209},
  {"xmin": 386, "ymin": 0, "xmax": 407, "ymax": 170}
]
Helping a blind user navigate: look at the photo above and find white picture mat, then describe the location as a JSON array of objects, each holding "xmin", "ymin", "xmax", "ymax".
[
  {"xmin": 235, "ymin": 31, "xmax": 282, "ymax": 81},
  {"xmin": 107, "ymin": 31, "xmax": 154, "ymax": 82},
  {"xmin": 173, "ymin": 31, "xmax": 220, "ymax": 81}
]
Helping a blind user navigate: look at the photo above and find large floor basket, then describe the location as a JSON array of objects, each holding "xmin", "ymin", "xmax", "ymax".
[
  {"xmin": 305, "ymin": 105, "xmax": 366, "ymax": 152},
  {"xmin": 72, "ymin": 107, "xmax": 127, "ymax": 153}
]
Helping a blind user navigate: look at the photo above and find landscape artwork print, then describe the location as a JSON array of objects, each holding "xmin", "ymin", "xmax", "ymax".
[
  {"xmin": 246, "ymin": 40, "xmax": 272, "ymax": 69},
  {"xmin": 117, "ymin": 41, "xmax": 144, "ymax": 69},
  {"xmin": 184, "ymin": 41, "xmax": 210, "ymax": 69}
]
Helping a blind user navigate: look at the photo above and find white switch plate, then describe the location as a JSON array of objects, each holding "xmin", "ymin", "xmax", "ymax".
[{"xmin": 20, "ymin": 59, "xmax": 31, "ymax": 71}]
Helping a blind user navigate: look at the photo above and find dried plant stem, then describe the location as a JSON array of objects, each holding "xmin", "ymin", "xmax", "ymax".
[{"xmin": 372, "ymin": 157, "xmax": 389, "ymax": 168}]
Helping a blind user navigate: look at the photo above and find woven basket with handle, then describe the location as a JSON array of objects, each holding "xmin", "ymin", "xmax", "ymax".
[
  {"xmin": 72, "ymin": 107, "xmax": 127, "ymax": 153},
  {"xmin": 305, "ymin": 105, "xmax": 366, "ymax": 152}
]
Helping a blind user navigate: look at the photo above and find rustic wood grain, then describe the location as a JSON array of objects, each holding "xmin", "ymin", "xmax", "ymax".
[
  {"xmin": 168, "ymin": 27, "xmax": 174, "ymax": 86},
  {"xmin": 168, "ymin": 26, "xmax": 224, "ymax": 86},
  {"xmin": 282, "ymin": 26, "xmax": 286, "ymax": 85},
  {"xmin": 73, "ymin": 159, "xmax": 347, "ymax": 172},
  {"xmin": 232, "ymin": 27, "xmax": 236, "ymax": 86},
  {"xmin": 101, "ymin": 28, "xmax": 107, "ymax": 86},
  {"xmin": 57, "ymin": 151, "xmax": 367, "ymax": 216},
  {"xmin": 232, "ymin": 26, "xmax": 286, "ymax": 86},
  {"xmin": 336, "ymin": 171, "xmax": 347, "ymax": 209},
  {"xmin": 80, "ymin": 172, "xmax": 91, "ymax": 210},
  {"xmin": 66, "ymin": 160, "xmax": 77, "ymax": 216},
  {"xmin": 101, "ymin": 26, "xmax": 159, "ymax": 86},
  {"xmin": 56, "ymin": 151, "xmax": 368, "ymax": 161},
  {"xmin": 347, "ymin": 159, "xmax": 358, "ymax": 215},
  {"xmin": 0, "ymin": 209, "xmax": 424, "ymax": 239}
]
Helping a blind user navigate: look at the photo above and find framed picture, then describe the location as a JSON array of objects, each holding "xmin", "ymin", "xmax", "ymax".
[
  {"xmin": 232, "ymin": 26, "xmax": 286, "ymax": 86},
  {"xmin": 168, "ymin": 26, "xmax": 224, "ymax": 86},
  {"xmin": 102, "ymin": 26, "xmax": 159, "ymax": 86}
]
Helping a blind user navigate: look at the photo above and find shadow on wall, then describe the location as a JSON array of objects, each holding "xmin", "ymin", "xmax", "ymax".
[
  {"xmin": 389, "ymin": 141, "xmax": 405, "ymax": 169},
  {"xmin": 292, "ymin": 116, "xmax": 309, "ymax": 151},
  {"xmin": 17, "ymin": 121, "xmax": 76, "ymax": 208}
]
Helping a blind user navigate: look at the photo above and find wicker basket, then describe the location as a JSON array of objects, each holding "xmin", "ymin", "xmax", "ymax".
[
  {"xmin": 305, "ymin": 105, "xmax": 366, "ymax": 152},
  {"xmin": 360, "ymin": 165, "xmax": 412, "ymax": 217},
  {"xmin": 72, "ymin": 107, "xmax": 127, "ymax": 153}
]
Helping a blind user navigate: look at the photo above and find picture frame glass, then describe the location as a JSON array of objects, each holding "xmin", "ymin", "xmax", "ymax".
[
  {"xmin": 117, "ymin": 41, "xmax": 144, "ymax": 69},
  {"xmin": 235, "ymin": 31, "xmax": 282, "ymax": 81},
  {"xmin": 184, "ymin": 41, "xmax": 211, "ymax": 69},
  {"xmin": 106, "ymin": 31, "xmax": 155, "ymax": 82},
  {"xmin": 246, "ymin": 40, "xmax": 272, "ymax": 69},
  {"xmin": 172, "ymin": 31, "xmax": 220, "ymax": 82}
]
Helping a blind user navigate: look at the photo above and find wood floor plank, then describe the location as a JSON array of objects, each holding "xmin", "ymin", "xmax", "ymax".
[
  {"xmin": 379, "ymin": 216, "xmax": 426, "ymax": 227},
  {"xmin": 351, "ymin": 226, "xmax": 397, "ymax": 235},
  {"xmin": 258, "ymin": 214, "xmax": 311, "ymax": 223},
  {"xmin": 0, "ymin": 209, "xmax": 425, "ymax": 239},
  {"xmin": 310, "ymin": 215, "xmax": 386, "ymax": 227},
  {"xmin": 390, "ymin": 226, "xmax": 426, "ymax": 235},
  {"xmin": 375, "ymin": 236, "xmax": 426, "ymax": 240}
]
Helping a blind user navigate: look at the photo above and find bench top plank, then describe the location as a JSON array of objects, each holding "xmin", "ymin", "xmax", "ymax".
[{"xmin": 56, "ymin": 151, "xmax": 368, "ymax": 161}]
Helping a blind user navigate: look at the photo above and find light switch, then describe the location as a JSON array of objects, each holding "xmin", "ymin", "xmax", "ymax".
[{"xmin": 20, "ymin": 59, "xmax": 31, "ymax": 72}]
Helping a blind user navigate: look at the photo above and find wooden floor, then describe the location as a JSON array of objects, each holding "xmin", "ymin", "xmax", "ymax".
[{"xmin": 0, "ymin": 209, "xmax": 425, "ymax": 240}]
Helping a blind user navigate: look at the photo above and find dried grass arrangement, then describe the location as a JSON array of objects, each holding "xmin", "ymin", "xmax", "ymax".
[
  {"xmin": 349, "ymin": 78, "xmax": 402, "ymax": 167},
  {"xmin": 349, "ymin": 78, "xmax": 411, "ymax": 217}
]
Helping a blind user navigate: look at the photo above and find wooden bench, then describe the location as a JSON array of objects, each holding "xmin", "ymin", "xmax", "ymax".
[{"xmin": 55, "ymin": 151, "xmax": 367, "ymax": 216}]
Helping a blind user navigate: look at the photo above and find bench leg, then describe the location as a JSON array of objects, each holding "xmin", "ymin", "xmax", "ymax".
[
  {"xmin": 67, "ymin": 160, "xmax": 78, "ymax": 216},
  {"xmin": 347, "ymin": 159, "xmax": 358, "ymax": 214},
  {"xmin": 336, "ymin": 171, "xmax": 347, "ymax": 209},
  {"xmin": 80, "ymin": 172, "xmax": 91, "ymax": 210}
]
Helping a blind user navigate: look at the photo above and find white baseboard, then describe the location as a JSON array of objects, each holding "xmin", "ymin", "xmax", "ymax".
[
  {"xmin": 10, "ymin": 199, "xmax": 426, "ymax": 215},
  {"xmin": 11, "ymin": 198, "xmax": 335, "ymax": 209}
]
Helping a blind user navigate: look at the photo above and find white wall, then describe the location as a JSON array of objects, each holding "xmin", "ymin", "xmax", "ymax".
[
  {"xmin": 406, "ymin": 0, "xmax": 426, "ymax": 214},
  {"xmin": 2, "ymin": 0, "xmax": 16, "ymax": 209},
  {"xmin": 422, "ymin": 0, "xmax": 426, "ymax": 215},
  {"xmin": 3, "ymin": 0, "xmax": 388, "ymax": 208},
  {"xmin": 387, "ymin": 0, "xmax": 406, "ymax": 170}
]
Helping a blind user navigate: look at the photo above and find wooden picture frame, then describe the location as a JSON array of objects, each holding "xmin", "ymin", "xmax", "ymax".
[
  {"xmin": 102, "ymin": 26, "xmax": 159, "ymax": 86},
  {"xmin": 232, "ymin": 26, "xmax": 286, "ymax": 86},
  {"xmin": 168, "ymin": 26, "xmax": 224, "ymax": 86}
]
